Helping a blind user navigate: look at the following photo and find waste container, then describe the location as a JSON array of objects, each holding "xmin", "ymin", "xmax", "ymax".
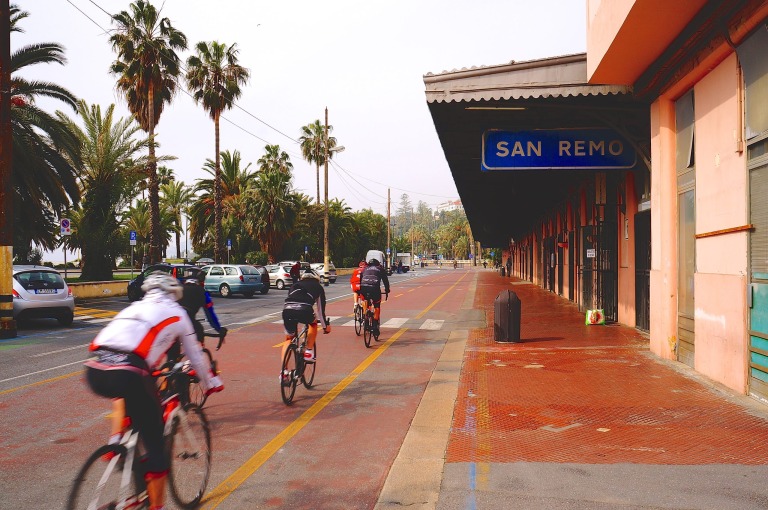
[
  {"xmin": 494, "ymin": 290, "xmax": 521, "ymax": 342},
  {"xmin": 500, "ymin": 266, "xmax": 506, "ymax": 277}
]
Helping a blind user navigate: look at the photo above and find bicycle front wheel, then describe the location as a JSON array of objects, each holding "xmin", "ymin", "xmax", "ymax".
[
  {"xmin": 302, "ymin": 342, "xmax": 316, "ymax": 389},
  {"xmin": 67, "ymin": 444, "xmax": 146, "ymax": 510},
  {"xmin": 187, "ymin": 348, "xmax": 215, "ymax": 408},
  {"xmin": 280, "ymin": 344, "xmax": 299, "ymax": 405},
  {"xmin": 166, "ymin": 404, "xmax": 212, "ymax": 509},
  {"xmin": 354, "ymin": 306, "xmax": 363, "ymax": 336}
]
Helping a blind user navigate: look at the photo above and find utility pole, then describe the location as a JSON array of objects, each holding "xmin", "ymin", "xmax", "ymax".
[
  {"xmin": 411, "ymin": 206, "xmax": 414, "ymax": 265},
  {"xmin": 0, "ymin": 0, "xmax": 16, "ymax": 338},
  {"xmin": 386, "ymin": 188, "xmax": 391, "ymax": 271},
  {"xmin": 323, "ymin": 107, "xmax": 330, "ymax": 286}
]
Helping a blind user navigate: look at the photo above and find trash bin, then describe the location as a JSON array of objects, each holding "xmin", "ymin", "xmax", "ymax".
[
  {"xmin": 494, "ymin": 290, "xmax": 521, "ymax": 342},
  {"xmin": 500, "ymin": 266, "xmax": 506, "ymax": 277}
]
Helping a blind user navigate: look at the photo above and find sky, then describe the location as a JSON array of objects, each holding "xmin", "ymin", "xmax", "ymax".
[{"xmin": 17, "ymin": 0, "xmax": 586, "ymax": 262}]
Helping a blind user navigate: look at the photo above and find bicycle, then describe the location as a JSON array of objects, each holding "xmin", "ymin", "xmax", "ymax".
[
  {"xmin": 280, "ymin": 318, "xmax": 329, "ymax": 405},
  {"xmin": 186, "ymin": 327, "xmax": 227, "ymax": 408},
  {"xmin": 353, "ymin": 295, "xmax": 364, "ymax": 337},
  {"xmin": 362, "ymin": 293, "xmax": 387, "ymax": 348},
  {"xmin": 67, "ymin": 361, "xmax": 212, "ymax": 510}
]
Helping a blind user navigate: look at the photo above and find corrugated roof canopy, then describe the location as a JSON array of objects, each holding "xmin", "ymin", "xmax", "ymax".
[{"xmin": 424, "ymin": 54, "xmax": 648, "ymax": 247}]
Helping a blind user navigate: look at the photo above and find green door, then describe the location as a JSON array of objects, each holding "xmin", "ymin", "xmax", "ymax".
[{"xmin": 749, "ymin": 160, "xmax": 768, "ymax": 400}]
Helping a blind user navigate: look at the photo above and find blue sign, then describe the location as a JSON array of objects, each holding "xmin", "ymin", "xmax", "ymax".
[
  {"xmin": 482, "ymin": 128, "xmax": 636, "ymax": 170},
  {"xmin": 129, "ymin": 230, "xmax": 137, "ymax": 241},
  {"xmin": 227, "ymin": 239, "xmax": 232, "ymax": 247}
]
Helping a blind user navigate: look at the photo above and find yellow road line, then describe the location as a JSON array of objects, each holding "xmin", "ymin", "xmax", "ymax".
[
  {"xmin": 0, "ymin": 370, "xmax": 83, "ymax": 396},
  {"xmin": 201, "ymin": 272, "xmax": 465, "ymax": 509}
]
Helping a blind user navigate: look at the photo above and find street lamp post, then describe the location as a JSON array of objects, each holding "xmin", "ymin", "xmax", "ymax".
[{"xmin": 323, "ymin": 107, "xmax": 344, "ymax": 287}]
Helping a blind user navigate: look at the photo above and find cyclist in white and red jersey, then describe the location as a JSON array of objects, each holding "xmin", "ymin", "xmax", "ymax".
[{"xmin": 85, "ymin": 272, "xmax": 223, "ymax": 510}]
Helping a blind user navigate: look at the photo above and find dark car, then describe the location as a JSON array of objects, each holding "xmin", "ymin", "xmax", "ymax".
[{"xmin": 127, "ymin": 263, "xmax": 198, "ymax": 302}]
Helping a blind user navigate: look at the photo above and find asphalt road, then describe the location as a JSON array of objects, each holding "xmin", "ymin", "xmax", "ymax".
[{"xmin": 0, "ymin": 266, "xmax": 463, "ymax": 509}]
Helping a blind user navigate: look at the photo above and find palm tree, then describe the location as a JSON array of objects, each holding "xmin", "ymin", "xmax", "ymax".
[
  {"xmin": 57, "ymin": 101, "xmax": 149, "ymax": 280},
  {"xmin": 257, "ymin": 144, "xmax": 293, "ymax": 174},
  {"xmin": 185, "ymin": 40, "xmax": 250, "ymax": 263},
  {"xmin": 10, "ymin": 5, "xmax": 81, "ymax": 255},
  {"xmin": 188, "ymin": 150, "xmax": 255, "ymax": 251},
  {"xmin": 160, "ymin": 179, "xmax": 192, "ymax": 259},
  {"xmin": 299, "ymin": 120, "xmax": 337, "ymax": 204},
  {"xmin": 248, "ymin": 168, "xmax": 299, "ymax": 263},
  {"xmin": 109, "ymin": 0, "xmax": 187, "ymax": 265}
]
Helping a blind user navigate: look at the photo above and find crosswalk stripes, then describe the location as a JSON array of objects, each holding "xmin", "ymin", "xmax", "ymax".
[
  {"xmin": 271, "ymin": 316, "xmax": 444, "ymax": 331},
  {"xmin": 74, "ymin": 307, "xmax": 118, "ymax": 324}
]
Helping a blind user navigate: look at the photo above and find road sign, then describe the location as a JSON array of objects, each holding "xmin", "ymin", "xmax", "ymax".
[
  {"xmin": 129, "ymin": 230, "xmax": 137, "ymax": 246},
  {"xmin": 227, "ymin": 239, "xmax": 232, "ymax": 250},
  {"xmin": 60, "ymin": 218, "xmax": 71, "ymax": 236},
  {"xmin": 386, "ymin": 248, "xmax": 391, "ymax": 255}
]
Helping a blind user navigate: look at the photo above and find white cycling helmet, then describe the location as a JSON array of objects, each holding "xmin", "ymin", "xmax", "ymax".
[
  {"xmin": 141, "ymin": 272, "xmax": 183, "ymax": 300},
  {"xmin": 300, "ymin": 270, "xmax": 320, "ymax": 281}
]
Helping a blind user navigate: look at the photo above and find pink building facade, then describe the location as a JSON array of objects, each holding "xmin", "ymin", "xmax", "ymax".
[{"xmin": 587, "ymin": 0, "xmax": 768, "ymax": 401}]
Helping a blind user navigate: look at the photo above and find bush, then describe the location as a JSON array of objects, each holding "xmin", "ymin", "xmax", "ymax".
[{"xmin": 245, "ymin": 251, "xmax": 269, "ymax": 265}]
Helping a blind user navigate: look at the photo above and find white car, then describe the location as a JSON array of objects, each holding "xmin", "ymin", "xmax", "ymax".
[
  {"xmin": 12, "ymin": 265, "xmax": 75, "ymax": 326},
  {"xmin": 310, "ymin": 262, "xmax": 337, "ymax": 283}
]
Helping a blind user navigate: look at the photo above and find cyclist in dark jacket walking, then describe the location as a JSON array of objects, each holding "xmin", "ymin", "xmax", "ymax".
[{"xmin": 359, "ymin": 257, "xmax": 390, "ymax": 337}]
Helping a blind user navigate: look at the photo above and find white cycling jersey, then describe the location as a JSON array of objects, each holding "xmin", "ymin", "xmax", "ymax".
[{"xmin": 89, "ymin": 290, "xmax": 214, "ymax": 389}]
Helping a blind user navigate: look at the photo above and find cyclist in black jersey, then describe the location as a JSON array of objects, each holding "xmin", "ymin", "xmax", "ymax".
[
  {"xmin": 359, "ymin": 257, "xmax": 390, "ymax": 337},
  {"xmin": 281, "ymin": 270, "xmax": 330, "ymax": 366}
]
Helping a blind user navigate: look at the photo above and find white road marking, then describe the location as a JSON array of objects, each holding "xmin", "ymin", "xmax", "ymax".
[{"xmin": 420, "ymin": 319, "xmax": 444, "ymax": 330}]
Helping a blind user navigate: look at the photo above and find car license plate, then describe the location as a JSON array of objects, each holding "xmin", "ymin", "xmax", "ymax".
[{"xmin": 35, "ymin": 289, "xmax": 57, "ymax": 294}]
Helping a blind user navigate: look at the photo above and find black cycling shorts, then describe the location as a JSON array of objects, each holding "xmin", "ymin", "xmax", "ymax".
[
  {"xmin": 360, "ymin": 287, "xmax": 382, "ymax": 308},
  {"xmin": 85, "ymin": 366, "xmax": 168, "ymax": 475},
  {"xmin": 282, "ymin": 306, "xmax": 316, "ymax": 335}
]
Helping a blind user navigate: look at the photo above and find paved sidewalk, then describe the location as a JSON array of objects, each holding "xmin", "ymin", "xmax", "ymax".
[{"xmin": 378, "ymin": 270, "xmax": 768, "ymax": 510}]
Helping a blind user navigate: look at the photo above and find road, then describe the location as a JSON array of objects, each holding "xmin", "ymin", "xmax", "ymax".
[{"xmin": 0, "ymin": 266, "xmax": 467, "ymax": 509}]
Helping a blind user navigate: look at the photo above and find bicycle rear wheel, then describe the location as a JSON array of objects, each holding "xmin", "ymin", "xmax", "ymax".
[
  {"xmin": 302, "ymin": 342, "xmax": 316, "ymax": 389},
  {"xmin": 363, "ymin": 314, "xmax": 372, "ymax": 348},
  {"xmin": 280, "ymin": 344, "xmax": 299, "ymax": 404},
  {"xmin": 67, "ymin": 444, "xmax": 147, "ymax": 510},
  {"xmin": 166, "ymin": 404, "xmax": 212, "ymax": 509},
  {"xmin": 187, "ymin": 348, "xmax": 215, "ymax": 408},
  {"xmin": 354, "ymin": 305, "xmax": 363, "ymax": 336}
]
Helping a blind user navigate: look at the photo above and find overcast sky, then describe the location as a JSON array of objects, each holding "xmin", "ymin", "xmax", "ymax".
[{"xmin": 18, "ymin": 0, "xmax": 586, "ymax": 261}]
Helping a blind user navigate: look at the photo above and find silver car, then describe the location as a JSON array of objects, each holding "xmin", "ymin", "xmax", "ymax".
[{"xmin": 12, "ymin": 265, "xmax": 75, "ymax": 325}]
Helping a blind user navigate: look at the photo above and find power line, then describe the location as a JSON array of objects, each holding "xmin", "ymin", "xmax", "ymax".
[{"xmin": 68, "ymin": 0, "xmax": 459, "ymax": 207}]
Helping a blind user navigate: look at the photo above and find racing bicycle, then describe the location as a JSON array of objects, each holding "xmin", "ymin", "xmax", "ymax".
[
  {"xmin": 67, "ymin": 361, "xmax": 212, "ymax": 510},
  {"xmin": 185, "ymin": 327, "xmax": 227, "ymax": 407},
  {"xmin": 362, "ymin": 293, "xmax": 387, "ymax": 348},
  {"xmin": 280, "ymin": 318, "xmax": 329, "ymax": 405}
]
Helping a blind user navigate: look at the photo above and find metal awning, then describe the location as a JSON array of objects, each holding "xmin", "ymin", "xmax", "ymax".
[{"xmin": 424, "ymin": 54, "xmax": 649, "ymax": 247}]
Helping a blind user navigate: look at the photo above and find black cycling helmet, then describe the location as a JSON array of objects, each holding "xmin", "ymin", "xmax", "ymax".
[{"xmin": 367, "ymin": 258, "xmax": 380, "ymax": 265}]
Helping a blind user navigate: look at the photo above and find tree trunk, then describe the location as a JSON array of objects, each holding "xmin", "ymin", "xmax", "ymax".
[
  {"xmin": 175, "ymin": 216, "xmax": 181, "ymax": 259},
  {"xmin": 147, "ymin": 87, "xmax": 161, "ymax": 264},
  {"xmin": 214, "ymin": 113, "xmax": 223, "ymax": 263}
]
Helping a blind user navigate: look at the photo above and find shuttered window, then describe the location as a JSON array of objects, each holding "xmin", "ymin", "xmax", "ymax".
[
  {"xmin": 737, "ymin": 24, "xmax": 768, "ymax": 141},
  {"xmin": 750, "ymin": 165, "xmax": 768, "ymax": 278}
]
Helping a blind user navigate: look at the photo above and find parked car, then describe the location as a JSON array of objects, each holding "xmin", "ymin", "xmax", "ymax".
[
  {"xmin": 252, "ymin": 265, "xmax": 270, "ymax": 294},
  {"xmin": 310, "ymin": 262, "xmax": 337, "ymax": 283},
  {"xmin": 268, "ymin": 265, "xmax": 294, "ymax": 290},
  {"xmin": 12, "ymin": 265, "xmax": 75, "ymax": 326},
  {"xmin": 268, "ymin": 264, "xmax": 323, "ymax": 289},
  {"xmin": 200, "ymin": 264, "xmax": 266, "ymax": 297},
  {"xmin": 127, "ymin": 263, "xmax": 198, "ymax": 302},
  {"xmin": 278, "ymin": 261, "xmax": 311, "ymax": 272}
]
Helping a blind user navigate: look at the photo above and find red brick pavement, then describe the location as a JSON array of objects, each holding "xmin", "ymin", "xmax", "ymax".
[{"xmin": 447, "ymin": 272, "xmax": 768, "ymax": 465}]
